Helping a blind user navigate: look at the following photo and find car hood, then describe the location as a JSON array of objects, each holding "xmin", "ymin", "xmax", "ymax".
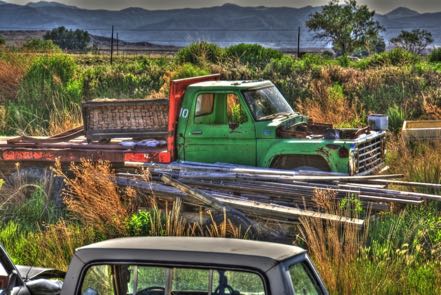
[{"xmin": 16, "ymin": 265, "xmax": 65, "ymax": 280}]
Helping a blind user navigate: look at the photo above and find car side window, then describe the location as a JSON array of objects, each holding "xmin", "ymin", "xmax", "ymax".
[{"xmin": 289, "ymin": 263, "xmax": 322, "ymax": 295}]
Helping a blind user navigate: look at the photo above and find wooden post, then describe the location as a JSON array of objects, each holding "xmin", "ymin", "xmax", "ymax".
[
  {"xmin": 297, "ymin": 26, "xmax": 301, "ymax": 58},
  {"xmin": 110, "ymin": 25, "xmax": 114, "ymax": 65},
  {"xmin": 116, "ymin": 32, "xmax": 119, "ymax": 56}
]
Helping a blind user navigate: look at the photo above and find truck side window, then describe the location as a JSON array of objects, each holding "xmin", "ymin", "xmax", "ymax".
[
  {"xmin": 81, "ymin": 265, "xmax": 115, "ymax": 295},
  {"xmin": 227, "ymin": 94, "xmax": 248, "ymax": 124},
  {"xmin": 212, "ymin": 270, "xmax": 265, "ymax": 295},
  {"xmin": 289, "ymin": 263, "xmax": 322, "ymax": 295},
  {"xmin": 195, "ymin": 93, "xmax": 214, "ymax": 117}
]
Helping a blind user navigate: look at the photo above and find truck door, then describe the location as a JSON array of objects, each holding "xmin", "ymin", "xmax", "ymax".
[{"xmin": 184, "ymin": 91, "xmax": 256, "ymax": 166}]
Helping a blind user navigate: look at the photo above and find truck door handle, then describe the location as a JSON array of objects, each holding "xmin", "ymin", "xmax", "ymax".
[{"xmin": 191, "ymin": 130, "xmax": 203, "ymax": 135}]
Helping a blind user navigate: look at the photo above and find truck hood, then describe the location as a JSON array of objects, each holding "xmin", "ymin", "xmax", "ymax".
[{"xmin": 257, "ymin": 114, "xmax": 307, "ymax": 139}]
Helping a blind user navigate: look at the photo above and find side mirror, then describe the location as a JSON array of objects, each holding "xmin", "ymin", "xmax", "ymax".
[{"xmin": 229, "ymin": 122, "xmax": 239, "ymax": 130}]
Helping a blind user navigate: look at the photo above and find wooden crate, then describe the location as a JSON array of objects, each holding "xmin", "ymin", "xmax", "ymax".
[
  {"xmin": 82, "ymin": 98, "xmax": 169, "ymax": 142},
  {"xmin": 402, "ymin": 120, "xmax": 441, "ymax": 141}
]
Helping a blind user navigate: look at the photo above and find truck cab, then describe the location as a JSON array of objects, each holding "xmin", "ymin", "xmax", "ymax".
[
  {"xmin": 1, "ymin": 237, "xmax": 328, "ymax": 295},
  {"xmin": 62, "ymin": 237, "xmax": 328, "ymax": 295},
  {"xmin": 176, "ymin": 79, "xmax": 385, "ymax": 175}
]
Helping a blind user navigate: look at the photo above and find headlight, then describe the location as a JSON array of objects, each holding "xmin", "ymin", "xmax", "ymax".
[{"xmin": 349, "ymin": 150, "xmax": 357, "ymax": 175}]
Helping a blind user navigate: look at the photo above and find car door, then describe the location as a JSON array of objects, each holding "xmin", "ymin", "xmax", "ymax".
[
  {"xmin": 183, "ymin": 91, "xmax": 256, "ymax": 166},
  {"xmin": 0, "ymin": 245, "xmax": 25, "ymax": 294}
]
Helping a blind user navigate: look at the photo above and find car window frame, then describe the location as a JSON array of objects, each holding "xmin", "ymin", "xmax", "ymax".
[{"xmin": 76, "ymin": 261, "xmax": 271, "ymax": 295}]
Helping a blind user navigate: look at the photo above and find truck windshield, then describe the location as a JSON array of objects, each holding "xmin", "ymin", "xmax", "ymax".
[{"xmin": 243, "ymin": 86, "xmax": 294, "ymax": 121}]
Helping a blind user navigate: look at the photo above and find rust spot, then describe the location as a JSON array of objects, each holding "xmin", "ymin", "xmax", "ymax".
[{"xmin": 317, "ymin": 147, "xmax": 331, "ymax": 158}]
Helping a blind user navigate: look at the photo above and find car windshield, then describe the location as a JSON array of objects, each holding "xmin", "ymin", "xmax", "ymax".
[{"xmin": 243, "ymin": 86, "xmax": 294, "ymax": 121}]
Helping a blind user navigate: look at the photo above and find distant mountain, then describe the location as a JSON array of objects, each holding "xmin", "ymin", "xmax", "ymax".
[
  {"xmin": 26, "ymin": 1, "xmax": 78, "ymax": 9},
  {"xmin": 385, "ymin": 7, "xmax": 420, "ymax": 19},
  {"xmin": 0, "ymin": 2, "xmax": 440, "ymax": 48}
]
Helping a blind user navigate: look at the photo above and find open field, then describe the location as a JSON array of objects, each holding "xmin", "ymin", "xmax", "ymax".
[{"xmin": 0, "ymin": 43, "xmax": 441, "ymax": 294}]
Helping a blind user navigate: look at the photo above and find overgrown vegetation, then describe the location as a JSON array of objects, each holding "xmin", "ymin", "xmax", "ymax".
[
  {"xmin": 21, "ymin": 39, "xmax": 61, "ymax": 53},
  {"xmin": 0, "ymin": 41, "xmax": 440, "ymax": 293},
  {"xmin": 1, "ymin": 42, "xmax": 440, "ymax": 135},
  {"xmin": 0, "ymin": 160, "xmax": 249, "ymax": 271}
]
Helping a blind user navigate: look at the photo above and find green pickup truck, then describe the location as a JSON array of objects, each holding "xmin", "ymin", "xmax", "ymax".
[
  {"xmin": 173, "ymin": 76, "xmax": 386, "ymax": 175},
  {"xmin": 0, "ymin": 74, "xmax": 386, "ymax": 175}
]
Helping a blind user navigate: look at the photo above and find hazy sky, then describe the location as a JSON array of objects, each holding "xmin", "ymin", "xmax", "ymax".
[{"xmin": 4, "ymin": 0, "xmax": 441, "ymax": 13}]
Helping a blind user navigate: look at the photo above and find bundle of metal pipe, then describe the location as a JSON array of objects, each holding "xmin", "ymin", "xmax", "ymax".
[{"xmin": 119, "ymin": 161, "xmax": 441, "ymax": 224}]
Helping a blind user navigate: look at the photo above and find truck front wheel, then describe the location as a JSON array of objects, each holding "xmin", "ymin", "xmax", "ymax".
[{"xmin": 270, "ymin": 155, "xmax": 331, "ymax": 172}]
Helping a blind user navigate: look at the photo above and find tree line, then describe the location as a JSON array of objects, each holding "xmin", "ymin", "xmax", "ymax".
[
  {"xmin": 307, "ymin": 0, "xmax": 434, "ymax": 56},
  {"xmin": 0, "ymin": 0, "xmax": 436, "ymax": 55}
]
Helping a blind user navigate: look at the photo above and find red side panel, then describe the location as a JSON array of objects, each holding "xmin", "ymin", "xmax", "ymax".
[{"xmin": 167, "ymin": 74, "xmax": 221, "ymax": 161}]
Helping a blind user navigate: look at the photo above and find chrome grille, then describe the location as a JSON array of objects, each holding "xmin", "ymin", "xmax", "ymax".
[{"xmin": 354, "ymin": 133, "xmax": 386, "ymax": 175}]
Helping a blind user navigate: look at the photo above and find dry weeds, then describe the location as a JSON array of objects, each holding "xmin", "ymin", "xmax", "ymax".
[
  {"xmin": 53, "ymin": 159, "xmax": 135, "ymax": 237},
  {"xmin": 0, "ymin": 60, "xmax": 24, "ymax": 103},
  {"xmin": 48, "ymin": 109, "xmax": 83, "ymax": 135},
  {"xmin": 299, "ymin": 190, "xmax": 367, "ymax": 294},
  {"xmin": 298, "ymin": 66, "xmax": 363, "ymax": 127}
]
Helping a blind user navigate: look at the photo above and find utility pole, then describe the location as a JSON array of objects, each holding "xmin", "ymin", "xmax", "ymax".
[
  {"xmin": 297, "ymin": 26, "xmax": 301, "ymax": 58},
  {"xmin": 116, "ymin": 32, "xmax": 119, "ymax": 55},
  {"xmin": 110, "ymin": 25, "xmax": 114, "ymax": 64}
]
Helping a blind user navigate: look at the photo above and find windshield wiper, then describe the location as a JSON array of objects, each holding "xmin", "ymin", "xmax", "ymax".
[{"xmin": 259, "ymin": 112, "xmax": 293, "ymax": 120}]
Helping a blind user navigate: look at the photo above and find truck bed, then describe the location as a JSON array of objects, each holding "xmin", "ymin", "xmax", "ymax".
[{"xmin": 0, "ymin": 135, "xmax": 168, "ymax": 165}]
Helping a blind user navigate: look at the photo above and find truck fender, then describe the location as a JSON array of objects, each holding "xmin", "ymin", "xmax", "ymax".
[{"xmin": 260, "ymin": 142, "xmax": 332, "ymax": 171}]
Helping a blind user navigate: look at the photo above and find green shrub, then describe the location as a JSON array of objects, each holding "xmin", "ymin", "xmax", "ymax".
[
  {"xmin": 225, "ymin": 44, "xmax": 282, "ymax": 67},
  {"xmin": 82, "ymin": 57, "xmax": 168, "ymax": 99},
  {"xmin": 356, "ymin": 48, "xmax": 419, "ymax": 69},
  {"xmin": 353, "ymin": 67, "xmax": 426, "ymax": 117},
  {"xmin": 263, "ymin": 55, "xmax": 303, "ymax": 76},
  {"xmin": 127, "ymin": 210, "xmax": 152, "ymax": 236},
  {"xmin": 173, "ymin": 63, "xmax": 210, "ymax": 79},
  {"xmin": 387, "ymin": 105, "xmax": 406, "ymax": 133},
  {"xmin": 4, "ymin": 54, "xmax": 81, "ymax": 134},
  {"xmin": 10, "ymin": 187, "xmax": 62, "ymax": 231},
  {"xmin": 367, "ymin": 206, "xmax": 441, "ymax": 261},
  {"xmin": 429, "ymin": 48, "xmax": 441, "ymax": 62},
  {"xmin": 176, "ymin": 42, "xmax": 224, "ymax": 65},
  {"xmin": 21, "ymin": 39, "xmax": 61, "ymax": 53}
]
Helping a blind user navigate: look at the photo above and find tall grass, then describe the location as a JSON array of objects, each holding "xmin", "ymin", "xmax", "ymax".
[
  {"xmin": 387, "ymin": 139, "xmax": 441, "ymax": 195},
  {"xmin": 299, "ymin": 190, "xmax": 366, "ymax": 294},
  {"xmin": 300, "ymin": 190, "xmax": 441, "ymax": 295}
]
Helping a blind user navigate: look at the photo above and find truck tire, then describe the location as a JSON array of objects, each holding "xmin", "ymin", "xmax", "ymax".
[
  {"xmin": 270, "ymin": 155, "xmax": 331, "ymax": 172},
  {"xmin": 3, "ymin": 167, "xmax": 64, "ymax": 208}
]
